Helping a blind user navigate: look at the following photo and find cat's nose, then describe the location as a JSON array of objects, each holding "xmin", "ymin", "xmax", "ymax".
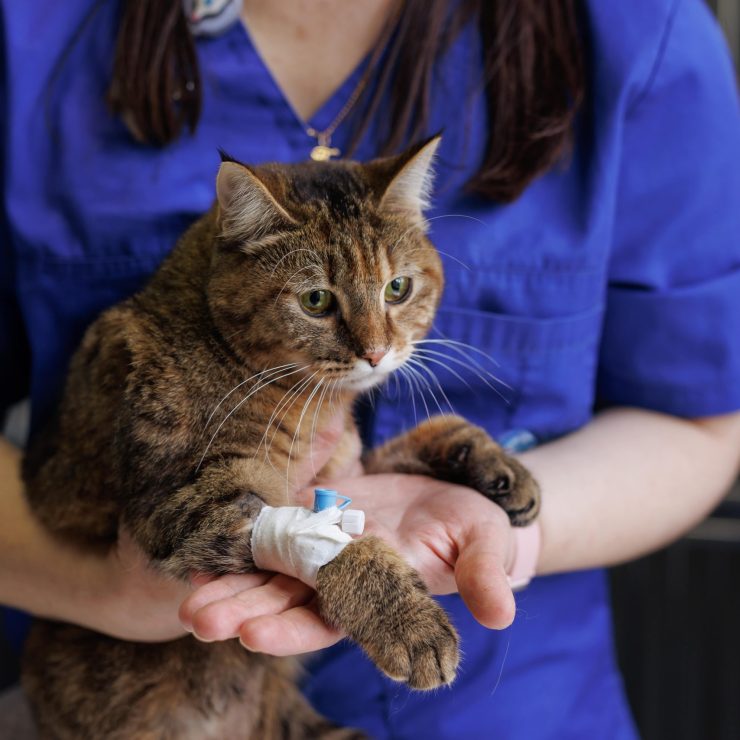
[{"xmin": 362, "ymin": 348, "xmax": 388, "ymax": 368}]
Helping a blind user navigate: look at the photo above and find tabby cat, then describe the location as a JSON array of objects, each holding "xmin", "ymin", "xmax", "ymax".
[{"xmin": 21, "ymin": 137, "xmax": 540, "ymax": 739}]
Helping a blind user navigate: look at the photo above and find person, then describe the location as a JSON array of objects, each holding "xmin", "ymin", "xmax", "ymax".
[{"xmin": 2, "ymin": 0, "xmax": 740, "ymax": 737}]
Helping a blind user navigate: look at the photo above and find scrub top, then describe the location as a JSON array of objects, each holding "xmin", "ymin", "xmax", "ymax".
[{"xmin": 2, "ymin": 0, "xmax": 740, "ymax": 737}]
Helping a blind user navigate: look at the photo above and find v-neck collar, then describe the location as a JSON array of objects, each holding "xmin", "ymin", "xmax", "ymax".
[{"xmin": 231, "ymin": 18, "xmax": 375, "ymax": 150}]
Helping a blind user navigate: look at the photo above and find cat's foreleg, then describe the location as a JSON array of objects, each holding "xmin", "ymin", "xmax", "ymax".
[
  {"xmin": 122, "ymin": 457, "xmax": 282, "ymax": 578},
  {"xmin": 124, "ymin": 454, "xmax": 461, "ymax": 691},
  {"xmin": 364, "ymin": 414, "xmax": 540, "ymax": 526},
  {"xmin": 315, "ymin": 535, "xmax": 460, "ymax": 690}
]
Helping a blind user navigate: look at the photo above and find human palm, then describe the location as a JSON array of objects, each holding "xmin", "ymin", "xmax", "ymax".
[{"xmin": 179, "ymin": 473, "xmax": 516, "ymax": 655}]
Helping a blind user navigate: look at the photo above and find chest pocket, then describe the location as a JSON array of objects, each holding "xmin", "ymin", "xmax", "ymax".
[
  {"xmin": 19, "ymin": 253, "xmax": 170, "ymax": 430},
  {"xmin": 370, "ymin": 192, "xmax": 607, "ymax": 444},
  {"xmin": 371, "ymin": 304, "xmax": 604, "ymax": 445}
]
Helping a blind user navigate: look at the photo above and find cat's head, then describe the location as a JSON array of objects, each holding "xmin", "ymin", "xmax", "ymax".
[{"xmin": 207, "ymin": 137, "xmax": 443, "ymax": 393}]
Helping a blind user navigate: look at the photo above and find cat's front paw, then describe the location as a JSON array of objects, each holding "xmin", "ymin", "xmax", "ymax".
[
  {"xmin": 316, "ymin": 537, "xmax": 460, "ymax": 690},
  {"xmin": 364, "ymin": 587, "xmax": 459, "ymax": 690},
  {"xmin": 444, "ymin": 428, "xmax": 541, "ymax": 526}
]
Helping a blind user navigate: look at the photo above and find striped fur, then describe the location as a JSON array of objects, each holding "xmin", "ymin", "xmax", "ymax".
[{"xmin": 21, "ymin": 139, "xmax": 538, "ymax": 738}]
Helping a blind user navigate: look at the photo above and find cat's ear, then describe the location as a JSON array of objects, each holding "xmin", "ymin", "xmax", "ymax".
[
  {"xmin": 216, "ymin": 156, "xmax": 297, "ymax": 247},
  {"xmin": 370, "ymin": 135, "xmax": 441, "ymax": 230}
]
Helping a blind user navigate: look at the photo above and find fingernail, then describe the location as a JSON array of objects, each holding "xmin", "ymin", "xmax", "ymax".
[{"xmin": 238, "ymin": 637, "xmax": 257, "ymax": 652}]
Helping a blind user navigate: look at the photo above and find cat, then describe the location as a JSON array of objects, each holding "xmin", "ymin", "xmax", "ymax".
[{"xmin": 21, "ymin": 137, "xmax": 540, "ymax": 739}]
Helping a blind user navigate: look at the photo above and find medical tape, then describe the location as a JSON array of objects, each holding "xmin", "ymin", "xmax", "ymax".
[{"xmin": 250, "ymin": 506, "xmax": 353, "ymax": 588}]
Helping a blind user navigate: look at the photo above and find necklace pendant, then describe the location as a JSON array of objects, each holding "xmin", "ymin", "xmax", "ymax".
[{"xmin": 310, "ymin": 144, "xmax": 342, "ymax": 162}]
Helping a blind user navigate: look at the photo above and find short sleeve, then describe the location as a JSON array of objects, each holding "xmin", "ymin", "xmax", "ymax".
[
  {"xmin": 0, "ymin": 13, "xmax": 29, "ymax": 423},
  {"xmin": 597, "ymin": 0, "xmax": 740, "ymax": 417}
]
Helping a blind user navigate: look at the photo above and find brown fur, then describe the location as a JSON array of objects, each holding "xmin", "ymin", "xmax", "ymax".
[{"xmin": 21, "ymin": 139, "xmax": 539, "ymax": 738}]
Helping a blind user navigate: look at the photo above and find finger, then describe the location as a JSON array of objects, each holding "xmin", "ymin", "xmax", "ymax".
[
  {"xmin": 179, "ymin": 572, "xmax": 272, "ymax": 630},
  {"xmin": 189, "ymin": 575, "xmax": 315, "ymax": 642},
  {"xmin": 239, "ymin": 603, "xmax": 343, "ymax": 656},
  {"xmin": 454, "ymin": 524, "xmax": 516, "ymax": 630}
]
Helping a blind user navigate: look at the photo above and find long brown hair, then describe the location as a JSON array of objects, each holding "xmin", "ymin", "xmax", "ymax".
[{"xmin": 108, "ymin": 0, "xmax": 584, "ymax": 202}]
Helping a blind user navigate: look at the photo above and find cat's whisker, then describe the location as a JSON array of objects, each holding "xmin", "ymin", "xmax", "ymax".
[
  {"xmin": 200, "ymin": 368, "xmax": 307, "ymax": 471},
  {"xmin": 286, "ymin": 377, "xmax": 324, "ymax": 498},
  {"xmin": 409, "ymin": 360, "xmax": 452, "ymax": 417},
  {"xmin": 410, "ymin": 351, "xmax": 476, "ymax": 393},
  {"xmin": 378, "ymin": 366, "xmax": 402, "ymax": 402},
  {"xmin": 291, "ymin": 276, "xmax": 325, "ymax": 298},
  {"xmin": 260, "ymin": 371, "xmax": 318, "ymax": 469},
  {"xmin": 397, "ymin": 366, "xmax": 419, "ymax": 427},
  {"xmin": 261, "ymin": 372, "xmax": 319, "ymax": 481},
  {"xmin": 270, "ymin": 248, "xmax": 322, "ymax": 276},
  {"xmin": 254, "ymin": 374, "xmax": 309, "ymax": 470},
  {"xmin": 273, "ymin": 265, "xmax": 324, "ymax": 306},
  {"xmin": 419, "ymin": 337, "xmax": 513, "ymax": 395},
  {"xmin": 328, "ymin": 377, "xmax": 342, "ymax": 417},
  {"xmin": 427, "ymin": 213, "xmax": 488, "ymax": 228},
  {"xmin": 413, "ymin": 338, "xmax": 512, "ymax": 394},
  {"xmin": 293, "ymin": 272, "xmax": 323, "ymax": 289},
  {"xmin": 432, "ymin": 248, "xmax": 472, "ymax": 273},
  {"xmin": 412, "ymin": 348, "xmax": 510, "ymax": 404},
  {"xmin": 405, "ymin": 358, "xmax": 454, "ymax": 416},
  {"xmin": 309, "ymin": 379, "xmax": 332, "ymax": 479},
  {"xmin": 326, "ymin": 377, "xmax": 337, "ymax": 414},
  {"xmin": 195, "ymin": 365, "xmax": 307, "ymax": 473},
  {"xmin": 411, "ymin": 347, "xmax": 506, "ymax": 396},
  {"xmin": 402, "ymin": 364, "xmax": 433, "ymax": 423},
  {"xmin": 202, "ymin": 363, "xmax": 297, "ymax": 433},
  {"xmin": 414, "ymin": 337, "xmax": 503, "ymax": 370},
  {"xmin": 411, "ymin": 344, "xmax": 512, "ymax": 405},
  {"xmin": 255, "ymin": 379, "xmax": 313, "ymax": 480},
  {"xmin": 388, "ymin": 213, "xmax": 488, "ymax": 256},
  {"xmin": 221, "ymin": 325, "xmax": 251, "ymax": 343}
]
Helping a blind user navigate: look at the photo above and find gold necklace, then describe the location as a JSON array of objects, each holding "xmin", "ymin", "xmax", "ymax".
[{"xmin": 305, "ymin": 7, "xmax": 399, "ymax": 162}]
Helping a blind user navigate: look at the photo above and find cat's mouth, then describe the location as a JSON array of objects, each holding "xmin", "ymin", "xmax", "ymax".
[{"xmin": 338, "ymin": 349, "xmax": 408, "ymax": 392}]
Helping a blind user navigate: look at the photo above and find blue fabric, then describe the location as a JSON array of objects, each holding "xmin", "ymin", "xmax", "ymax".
[
  {"xmin": 2, "ymin": 0, "xmax": 739, "ymax": 736},
  {"xmin": 304, "ymin": 572, "xmax": 637, "ymax": 740}
]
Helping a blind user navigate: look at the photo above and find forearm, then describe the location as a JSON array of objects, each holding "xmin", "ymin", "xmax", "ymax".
[
  {"xmin": 1, "ymin": 435, "xmax": 192, "ymax": 640},
  {"xmin": 520, "ymin": 407, "xmax": 740, "ymax": 575},
  {"xmin": 0, "ymin": 435, "xmax": 105, "ymax": 621}
]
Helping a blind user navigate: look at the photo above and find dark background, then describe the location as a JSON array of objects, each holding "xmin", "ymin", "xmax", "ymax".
[
  {"xmin": 609, "ymin": 4, "xmax": 740, "ymax": 739},
  {"xmin": 611, "ymin": 482, "xmax": 740, "ymax": 740}
]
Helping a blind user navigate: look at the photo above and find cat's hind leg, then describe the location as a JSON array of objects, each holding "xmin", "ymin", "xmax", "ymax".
[{"xmin": 23, "ymin": 620, "xmax": 367, "ymax": 740}]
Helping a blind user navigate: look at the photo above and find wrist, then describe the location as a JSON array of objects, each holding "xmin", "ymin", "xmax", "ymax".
[
  {"xmin": 59, "ymin": 545, "xmax": 113, "ymax": 628},
  {"xmin": 505, "ymin": 520, "xmax": 541, "ymax": 591}
]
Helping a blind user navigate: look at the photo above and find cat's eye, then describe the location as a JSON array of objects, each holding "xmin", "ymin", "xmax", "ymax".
[
  {"xmin": 384, "ymin": 276, "xmax": 412, "ymax": 304},
  {"xmin": 299, "ymin": 289, "xmax": 335, "ymax": 316}
]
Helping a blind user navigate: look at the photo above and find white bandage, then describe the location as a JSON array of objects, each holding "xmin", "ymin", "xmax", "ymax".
[{"xmin": 251, "ymin": 506, "xmax": 353, "ymax": 588}]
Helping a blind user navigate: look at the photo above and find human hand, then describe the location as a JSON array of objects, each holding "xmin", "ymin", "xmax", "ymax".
[
  {"xmin": 179, "ymin": 473, "xmax": 516, "ymax": 654},
  {"xmin": 61, "ymin": 411, "xmax": 348, "ymax": 642},
  {"xmin": 82, "ymin": 527, "xmax": 194, "ymax": 641}
]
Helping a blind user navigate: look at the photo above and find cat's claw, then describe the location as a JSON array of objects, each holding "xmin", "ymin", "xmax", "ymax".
[
  {"xmin": 446, "ymin": 432, "xmax": 541, "ymax": 526},
  {"xmin": 316, "ymin": 537, "xmax": 460, "ymax": 691},
  {"xmin": 365, "ymin": 598, "xmax": 460, "ymax": 690}
]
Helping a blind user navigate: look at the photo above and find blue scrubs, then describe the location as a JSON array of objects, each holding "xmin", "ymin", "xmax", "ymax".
[{"xmin": 2, "ymin": 1, "xmax": 739, "ymax": 737}]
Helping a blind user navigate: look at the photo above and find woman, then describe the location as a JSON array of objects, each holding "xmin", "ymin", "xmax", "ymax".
[{"xmin": 2, "ymin": 0, "xmax": 740, "ymax": 737}]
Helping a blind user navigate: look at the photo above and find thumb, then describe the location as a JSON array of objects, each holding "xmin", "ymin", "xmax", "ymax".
[{"xmin": 454, "ymin": 522, "xmax": 516, "ymax": 630}]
